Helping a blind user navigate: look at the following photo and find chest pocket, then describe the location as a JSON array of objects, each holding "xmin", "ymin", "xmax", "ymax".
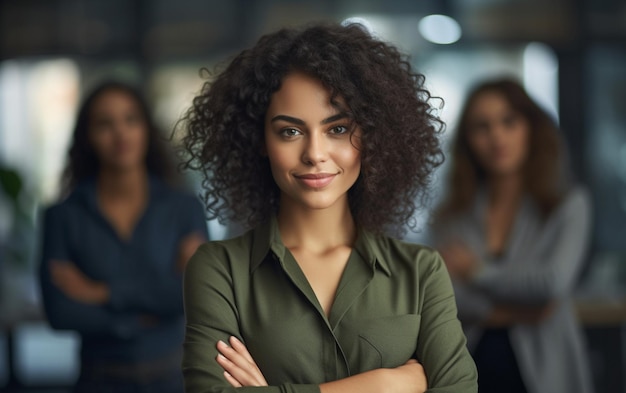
[{"xmin": 343, "ymin": 314, "xmax": 421, "ymax": 372}]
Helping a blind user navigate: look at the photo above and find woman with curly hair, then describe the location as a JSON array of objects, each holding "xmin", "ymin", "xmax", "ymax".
[
  {"xmin": 181, "ymin": 23, "xmax": 477, "ymax": 393},
  {"xmin": 39, "ymin": 81, "xmax": 207, "ymax": 392},
  {"xmin": 432, "ymin": 79, "xmax": 593, "ymax": 393}
]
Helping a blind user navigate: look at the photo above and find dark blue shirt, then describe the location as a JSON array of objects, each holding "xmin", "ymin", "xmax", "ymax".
[{"xmin": 39, "ymin": 177, "xmax": 207, "ymax": 363}]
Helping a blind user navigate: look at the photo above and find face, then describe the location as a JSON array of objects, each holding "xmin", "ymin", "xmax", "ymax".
[
  {"xmin": 88, "ymin": 89, "xmax": 149, "ymax": 172},
  {"xmin": 264, "ymin": 71, "xmax": 362, "ymax": 211},
  {"xmin": 465, "ymin": 91, "xmax": 530, "ymax": 177}
]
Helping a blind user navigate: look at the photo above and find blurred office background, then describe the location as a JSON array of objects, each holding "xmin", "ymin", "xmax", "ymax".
[{"xmin": 0, "ymin": 0, "xmax": 625, "ymax": 392}]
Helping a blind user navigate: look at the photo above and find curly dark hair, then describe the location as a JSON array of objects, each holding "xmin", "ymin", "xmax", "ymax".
[
  {"xmin": 62, "ymin": 81, "xmax": 177, "ymax": 196},
  {"xmin": 180, "ymin": 23, "xmax": 444, "ymax": 234},
  {"xmin": 437, "ymin": 78, "xmax": 567, "ymax": 220}
]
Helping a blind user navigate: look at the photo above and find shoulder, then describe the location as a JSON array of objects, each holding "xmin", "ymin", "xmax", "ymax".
[
  {"xmin": 370, "ymin": 233, "xmax": 445, "ymax": 276},
  {"xmin": 186, "ymin": 230, "xmax": 254, "ymax": 275},
  {"xmin": 372, "ymin": 235, "xmax": 454, "ymax": 301},
  {"xmin": 196, "ymin": 233, "xmax": 252, "ymax": 258},
  {"xmin": 152, "ymin": 182, "xmax": 206, "ymax": 220},
  {"xmin": 545, "ymin": 185, "xmax": 591, "ymax": 227},
  {"xmin": 560, "ymin": 185, "xmax": 591, "ymax": 213},
  {"xmin": 42, "ymin": 190, "xmax": 83, "ymax": 221},
  {"xmin": 154, "ymin": 181, "xmax": 201, "ymax": 205}
]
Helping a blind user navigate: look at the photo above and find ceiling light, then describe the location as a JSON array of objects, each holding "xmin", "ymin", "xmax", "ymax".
[{"xmin": 418, "ymin": 14, "xmax": 462, "ymax": 45}]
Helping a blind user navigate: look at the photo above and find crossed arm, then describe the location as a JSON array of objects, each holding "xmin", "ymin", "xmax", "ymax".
[
  {"xmin": 40, "ymin": 205, "xmax": 206, "ymax": 336},
  {"xmin": 440, "ymin": 243, "xmax": 556, "ymax": 327},
  {"xmin": 438, "ymin": 189, "xmax": 591, "ymax": 327},
  {"xmin": 48, "ymin": 232, "xmax": 205, "ymax": 307},
  {"xmin": 215, "ymin": 335, "xmax": 426, "ymax": 393},
  {"xmin": 183, "ymin": 245, "xmax": 477, "ymax": 393}
]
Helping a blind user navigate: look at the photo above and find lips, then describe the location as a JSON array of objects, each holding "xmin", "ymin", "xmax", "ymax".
[{"xmin": 294, "ymin": 173, "xmax": 337, "ymax": 188}]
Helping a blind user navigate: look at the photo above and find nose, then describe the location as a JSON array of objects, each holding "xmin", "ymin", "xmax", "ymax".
[
  {"xmin": 491, "ymin": 123, "xmax": 510, "ymax": 144},
  {"xmin": 301, "ymin": 132, "xmax": 329, "ymax": 165}
]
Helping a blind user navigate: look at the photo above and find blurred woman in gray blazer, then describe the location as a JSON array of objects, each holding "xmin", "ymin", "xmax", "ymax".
[{"xmin": 432, "ymin": 79, "xmax": 593, "ymax": 393}]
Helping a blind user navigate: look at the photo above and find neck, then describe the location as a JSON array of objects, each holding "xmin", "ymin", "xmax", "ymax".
[
  {"xmin": 97, "ymin": 166, "xmax": 149, "ymax": 199},
  {"xmin": 487, "ymin": 172, "xmax": 524, "ymax": 206},
  {"xmin": 277, "ymin": 196, "xmax": 357, "ymax": 253}
]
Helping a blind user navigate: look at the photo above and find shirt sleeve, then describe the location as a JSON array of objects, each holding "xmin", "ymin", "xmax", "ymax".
[
  {"xmin": 107, "ymin": 270, "xmax": 184, "ymax": 318},
  {"xmin": 416, "ymin": 251, "xmax": 478, "ymax": 393},
  {"xmin": 108, "ymin": 195, "xmax": 208, "ymax": 318},
  {"xmin": 182, "ymin": 244, "xmax": 320, "ymax": 393},
  {"xmin": 471, "ymin": 188, "xmax": 592, "ymax": 304},
  {"xmin": 39, "ymin": 205, "xmax": 141, "ymax": 339}
]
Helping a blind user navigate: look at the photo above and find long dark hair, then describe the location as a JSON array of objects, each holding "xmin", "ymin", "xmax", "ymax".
[
  {"xmin": 438, "ymin": 78, "xmax": 567, "ymax": 219},
  {"xmin": 62, "ymin": 81, "xmax": 177, "ymax": 195}
]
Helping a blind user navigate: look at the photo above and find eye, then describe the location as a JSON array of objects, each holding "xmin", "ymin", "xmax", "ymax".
[
  {"xmin": 280, "ymin": 128, "xmax": 302, "ymax": 138},
  {"xmin": 329, "ymin": 125, "xmax": 348, "ymax": 135},
  {"xmin": 469, "ymin": 121, "xmax": 488, "ymax": 134},
  {"xmin": 503, "ymin": 111, "xmax": 525, "ymax": 129},
  {"xmin": 92, "ymin": 118, "xmax": 113, "ymax": 132}
]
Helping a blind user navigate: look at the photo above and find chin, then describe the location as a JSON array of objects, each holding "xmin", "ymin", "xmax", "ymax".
[
  {"xmin": 291, "ymin": 193, "xmax": 345, "ymax": 211},
  {"xmin": 302, "ymin": 199, "xmax": 340, "ymax": 210},
  {"xmin": 489, "ymin": 166, "xmax": 522, "ymax": 177},
  {"xmin": 109, "ymin": 161, "xmax": 144, "ymax": 173}
]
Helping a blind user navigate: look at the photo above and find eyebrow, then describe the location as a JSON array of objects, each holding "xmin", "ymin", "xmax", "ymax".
[{"xmin": 270, "ymin": 112, "xmax": 349, "ymax": 126}]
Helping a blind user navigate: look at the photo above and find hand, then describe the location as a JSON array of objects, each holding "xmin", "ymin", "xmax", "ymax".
[
  {"xmin": 515, "ymin": 302, "xmax": 557, "ymax": 324},
  {"xmin": 486, "ymin": 302, "xmax": 557, "ymax": 327},
  {"xmin": 439, "ymin": 242, "xmax": 478, "ymax": 281},
  {"xmin": 319, "ymin": 358, "xmax": 427, "ymax": 393},
  {"xmin": 386, "ymin": 359, "xmax": 428, "ymax": 393},
  {"xmin": 50, "ymin": 260, "xmax": 110, "ymax": 304},
  {"xmin": 216, "ymin": 336, "xmax": 268, "ymax": 387}
]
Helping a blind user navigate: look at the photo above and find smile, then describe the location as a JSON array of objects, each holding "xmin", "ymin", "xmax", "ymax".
[{"xmin": 294, "ymin": 173, "xmax": 337, "ymax": 188}]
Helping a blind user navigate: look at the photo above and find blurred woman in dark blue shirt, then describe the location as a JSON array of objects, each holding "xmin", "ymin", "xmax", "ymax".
[{"xmin": 39, "ymin": 81, "xmax": 208, "ymax": 393}]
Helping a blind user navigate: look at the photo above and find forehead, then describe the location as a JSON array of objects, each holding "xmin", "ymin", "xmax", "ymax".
[
  {"xmin": 468, "ymin": 91, "xmax": 513, "ymax": 118},
  {"xmin": 266, "ymin": 72, "xmax": 344, "ymax": 119},
  {"xmin": 91, "ymin": 89, "xmax": 139, "ymax": 111}
]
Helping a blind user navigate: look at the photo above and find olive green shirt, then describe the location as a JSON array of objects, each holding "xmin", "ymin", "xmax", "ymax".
[{"xmin": 183, "ymin": 217, "xmax": 477, "ymax": 393}]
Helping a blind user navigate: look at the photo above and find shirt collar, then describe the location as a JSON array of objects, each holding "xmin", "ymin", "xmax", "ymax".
[
  {"xmin": 353, "ymin": 226, "xmax": 392, "ymax": 276},
  {"xmin": 250, "ymin": 216, "xmax": 391, "ymax": 276}
]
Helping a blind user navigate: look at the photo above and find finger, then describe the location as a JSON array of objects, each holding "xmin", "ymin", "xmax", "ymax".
[
  {"xmin": 217, "ymin": 340, "xmax": 249, "ymax": 365},
  {"xmin": 217, "ymin": 341, "xmax": 266, "ymax": 386},
  {"xmin": 229, "ymin": 336, "xmax": 255, "ymax": 363},
  {"xmin": 217, "ymin": 353, "xmax": 257, "ymax": 387},
  {"xmin": 217, "ymin": 341, "xmax": 251, "ymax": 371},
  {"xmin": 223, "ymin": 370, "xmax": 242, "ymax": 388},
  {"xmin": 216, "ymin": 354, "xmax": 239, "ymax": 380}
]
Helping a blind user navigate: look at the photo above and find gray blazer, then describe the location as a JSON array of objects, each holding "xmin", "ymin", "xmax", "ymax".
[{"xmin": 431, "ymin": 186, "xmax": 594, "ymax": 393}]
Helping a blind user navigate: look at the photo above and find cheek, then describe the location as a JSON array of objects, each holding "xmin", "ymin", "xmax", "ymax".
[
  {"xmin": 131, "ymin": 126, "xmax": 149, "ymax": 151},
  {"xmin": 88, "ymin": 131, "xmax": 112, "ymax": 156},
  {"xmin": 467, "ymin": 134, "xmax": 490, "ymax": 159},
  {"xmin": 511, "ymin": 126, "xmax": 530, "ymax": 160},
  {"xmin": 266, "ymin": 144, "xmax": 297, "ymax": 175},
  {"xmin": 344, "ymin": 149, "xmax": 362, "ymax": 172},
  {"xmin": 335, "ymin": 139, "xmax": 362, "ymax": 171}
]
